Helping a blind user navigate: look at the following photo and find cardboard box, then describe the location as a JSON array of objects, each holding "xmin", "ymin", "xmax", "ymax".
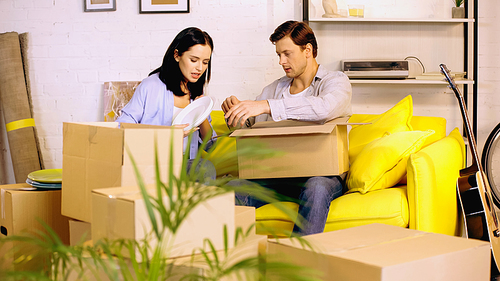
[
  {"xmin": 91, "ymin": 185, "xmax": 235, "ymax": 259},
  {"xmin": 69, "ymin": 219, "xmax": 91, "ymax": 246},
  {"xmin": 169, "ymin": 234, "xmax": 268, "ymax": 281},
  {"xmin": 235, "ymin": 205, "xmax": 256, "ymax": 235},
  {"xmin": 266, "ymin": 223, "xmax": 491, "ymax": 281},
  {"xmin": 230, "ymin": 117, "xmax": 351, "ymax": 179},
  {"xmin": 62, "ymin": 122, "xmax": 183, "ymax": 222},
  {"xmin": 64, "ymin": 234, "xmax": 268, "ymax": 281},
  {"xmin": 0, "ymin": 183, "xmax": 70, "ymax": 271}
]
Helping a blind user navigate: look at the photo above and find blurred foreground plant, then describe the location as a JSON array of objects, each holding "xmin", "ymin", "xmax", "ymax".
[{"xmin": 0, "ymin": 129, "xmax": 320, "ymax": 281}]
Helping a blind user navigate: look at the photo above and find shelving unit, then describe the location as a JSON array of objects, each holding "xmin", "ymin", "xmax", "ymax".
[
  {"xmin": 308, "ymin": 18, "xmax": 474, "ymax": 23},
  {"xmin": 302, "ymin": 0, "xmax": 478, "ymax": 136},
  {"xmin": 349, "ymin": 79, "xmax": 474, "ymax": 85}
]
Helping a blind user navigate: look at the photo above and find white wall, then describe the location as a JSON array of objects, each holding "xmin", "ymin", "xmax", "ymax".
[
  {"xmin": 1, "ymin": 0, "xmax": 499, "ymax": 182},
  {"xmin": 477, "ymin": 1, "xmax": 500, "ymax": 155},
  {"xmin": 0, "ymin": 0, "xmax": 300, "ymax": 175}
]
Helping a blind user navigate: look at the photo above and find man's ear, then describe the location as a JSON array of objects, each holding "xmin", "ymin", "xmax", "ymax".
[{"xmin": 305, "ymin": 43, "xmax": 313, "ymax": 58}]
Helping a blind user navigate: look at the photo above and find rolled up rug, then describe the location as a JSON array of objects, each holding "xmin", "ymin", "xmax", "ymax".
[{"xmin": 0, "ymin": 32, "xmax": 43, "ymax": 183}]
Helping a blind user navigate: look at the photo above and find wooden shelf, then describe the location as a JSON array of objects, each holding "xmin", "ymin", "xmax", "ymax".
[
  {"xmin": 349, "ymin": 79, "xmax": 474, "ymax": 85},
  {"xmin": 309, "ymin": 18, "xmax": 474, "ymax": 23}
]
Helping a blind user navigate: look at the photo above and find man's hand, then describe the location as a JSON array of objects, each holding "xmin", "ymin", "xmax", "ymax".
[
  {"xmin": 224, "ymin": 99, "xmax": 271, "ymax": 127},
  {"xmin": 221, "ymin": 95, "xmax": 241, "ymax": 113}
]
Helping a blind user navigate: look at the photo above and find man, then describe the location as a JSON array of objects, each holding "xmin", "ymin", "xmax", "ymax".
[{"xmin": 222, "ymin": 20, "xmax": 352, "ymax": 235}]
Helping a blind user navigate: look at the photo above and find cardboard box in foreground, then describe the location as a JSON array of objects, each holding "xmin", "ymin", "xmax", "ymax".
[
  {"xmin": 62, "ymin": 122, "xmax": 183, "ymax": 222},
  {"xmin": 64, "ymin": 234, "xmax": 268, "ymax": 281},
  {"xmin": 267, "ymin": 223, "xmax": 490, "ymax": 281},
  {"xmin": 230, "ymin": 117, "xmax": 351, "ymax": 179},
  {"xmin": 91, "ymin": 185, "xmax": 235, "ymax": 259},
  {"xmin": 0, "ymin": 184, "xmax": 70, "ymax": 271}
]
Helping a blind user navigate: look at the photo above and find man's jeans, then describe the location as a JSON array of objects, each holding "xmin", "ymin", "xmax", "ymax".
[
  {"xmin": 186, "ymin": 159, "xmax": 216, "ymax": 182},
  {"xmin": 232, "ymin": 176, "xmax": 344, "ymax": 236}
]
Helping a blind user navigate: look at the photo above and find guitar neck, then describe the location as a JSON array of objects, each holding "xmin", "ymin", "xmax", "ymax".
[{"xmin": 455, "ymin": 89, "xmax": 481, "ymax": 175}]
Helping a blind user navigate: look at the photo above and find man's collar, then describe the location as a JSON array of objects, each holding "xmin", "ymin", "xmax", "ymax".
[
  {"xmin": 313, "ymin": 64, "xmax": 327, "ymax": 83},
  {"xmin": 278, "ymin": 64, "xmax": 326, "ymax": 88}
]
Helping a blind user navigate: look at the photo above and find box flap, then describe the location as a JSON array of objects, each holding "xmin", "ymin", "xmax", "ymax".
[
  {"xmin": 269, "ymin": 223, "xmax": 490, "ymax": 267},
  {"xmin": 120, "ymin": 123, "xmax": 172, "ymax": 129},
  {"xmin": 337, "ymin": 231, "xmax": 489, "ymax": 267},
  {"xmin": 230, "ymin": 117, "xmax": 352, "ymax": 137},
  {"xmin": 91, "ymin": 185, "xmax": 148, "ymax": 200},
  {"xmin": 66, "ymin": 122, "xmax": 120, "ymax": 128},
  {"xmin": 0, "ymin": 183, "xmax": 35, "ymax": 192},
  {"xmin": 63, "ymin": 122, "xmax": 123, "ymax": 162},
  {"xmin": 272, "ymin": 224, "xmax": 422, "ymax": 254}
]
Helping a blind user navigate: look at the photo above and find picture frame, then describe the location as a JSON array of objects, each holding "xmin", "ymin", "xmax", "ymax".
[
  {"xmin": 84, "ymin": 0, "xmax": 116, "ymax": 12},
  {"xmin": 139, "ymin": 0, "xmax": 189, "ymax": 14}
]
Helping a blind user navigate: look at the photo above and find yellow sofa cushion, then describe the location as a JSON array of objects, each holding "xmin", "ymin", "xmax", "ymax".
[
  {"xmin": 410, "ymin": 116, "xmax": 447, "ymax": 147},
  {"xmin": 206, "ymin": 110, "xmax": 238, "ymax": 177},
  {"xmin": 348, "ymin": 95, "xmax": 413, "ymax": 164},
  {"xmin": 255, "ymin": 202, "xmax": 299, "ymax": 237},
  {"xmin": 347, "ymin": 130, "xmax": 434, "ymax": 194},
  {"xmin": 407, "ymin": 127, "xmax": 465, "ymax": 235},
  {"xmin": 325, "ymin": 187, "xmax": 409, "ymax": 232}
]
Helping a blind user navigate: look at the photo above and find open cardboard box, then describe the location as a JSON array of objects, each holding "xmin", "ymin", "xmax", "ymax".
[
  {"xmin": 62, "ymin": 122, "xmax": 183, "ymax": 222},
  {"xmin": 266, "ymin": 223, "xmax": 491, "ymax": 281},
  {"xmin": 91, "ymin": 185, "xmax": 235, "ymax": 260},
  {"xmin": 230, "ymin": 117, "xmax": 355, "ymax": 179}
]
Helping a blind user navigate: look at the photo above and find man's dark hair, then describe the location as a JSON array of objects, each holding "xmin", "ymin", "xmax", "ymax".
[{"xmin": 269, "ymin": 20, "xmax": 318, "ymax": 58}]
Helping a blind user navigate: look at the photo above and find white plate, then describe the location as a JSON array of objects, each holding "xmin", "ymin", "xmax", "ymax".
[{"xmin": 172, "ymin": 96, "xmax": 214, "ymax": 131}]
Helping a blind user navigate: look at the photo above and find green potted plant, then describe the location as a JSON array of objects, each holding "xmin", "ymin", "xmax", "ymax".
[
  {"xmin": 0, "ymin": 132, "xmax": 320, "ymax": 281},
  {"xmin": 452, "ymin": 0, "xmax": 465, "ymax": 18}
]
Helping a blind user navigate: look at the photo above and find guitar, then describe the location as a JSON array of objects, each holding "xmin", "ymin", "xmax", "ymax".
[{"xmin": 440, "ymin": 64, "xmax": 500, "ymax": 272}]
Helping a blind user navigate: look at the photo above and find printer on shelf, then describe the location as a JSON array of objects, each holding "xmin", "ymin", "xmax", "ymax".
[{"xmin": 342, "ymin": 60, "xmax": 409, "ymax": 79}]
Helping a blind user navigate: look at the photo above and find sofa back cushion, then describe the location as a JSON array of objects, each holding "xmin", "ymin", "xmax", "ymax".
[
  {"xmin": 207, "ymin": 110, "xmax": 238, "ymax": 177},
  {"xmin": 347, "ymin": 130, "xmax": 435, "ymax": 194},
  {"xmin": 349, "ymin": 114, "xmax": 447, "ymax": 161},
  {"xmin": 348, "ymin": 95, "xmax": 413, "ymax": 164}
]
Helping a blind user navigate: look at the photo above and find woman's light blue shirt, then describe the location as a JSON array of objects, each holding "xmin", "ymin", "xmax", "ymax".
[{"xmin": 116, "ymin": 73, "xmax": 215, "ymax": 159}]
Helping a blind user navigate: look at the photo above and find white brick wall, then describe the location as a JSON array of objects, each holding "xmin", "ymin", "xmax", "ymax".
[
  {"xmin": 1, "ymin": 0, "xmax": 499, "ymax": 183},
  {"xmin": 477, "ymin": 1, "xmax": 500, "ymax": 156},
  {"xmin": 0, "ymin": 0, "xmax": 299, "ymax": 175}
]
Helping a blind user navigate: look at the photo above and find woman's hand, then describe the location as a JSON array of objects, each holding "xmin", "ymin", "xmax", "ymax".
[{"xmin": 173, "ymin": 124, "xmax": 199, "ymax": 138}]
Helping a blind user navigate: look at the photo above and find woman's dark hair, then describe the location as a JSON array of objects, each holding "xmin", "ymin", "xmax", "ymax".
[
  {"xmin": 269, "ymin": 21, "xmax": 318, "ymax": 58},
  {"xmin": 150, "ymin": 27, "xmax": 213, "ymax": 99}
]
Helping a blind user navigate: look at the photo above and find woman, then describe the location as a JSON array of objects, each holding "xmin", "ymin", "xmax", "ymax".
[{"xmin": 116, "ymin": 27, "xmax": 216, "ymax": 180}]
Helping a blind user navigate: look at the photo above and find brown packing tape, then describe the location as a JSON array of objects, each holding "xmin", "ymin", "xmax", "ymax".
[{"xmin": 0, "ymin": 32, "xmax": 43, "ymax": 182}]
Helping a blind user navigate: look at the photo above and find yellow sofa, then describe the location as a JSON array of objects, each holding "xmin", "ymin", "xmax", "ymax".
[{"xmin": 209, "ymin": 99, "xmax": 465, "ymax": 237}]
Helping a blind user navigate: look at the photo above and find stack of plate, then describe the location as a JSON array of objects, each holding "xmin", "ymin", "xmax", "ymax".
[{"xmin": 26, "ymin": 169, "xmax": 62, "ymax": 190}]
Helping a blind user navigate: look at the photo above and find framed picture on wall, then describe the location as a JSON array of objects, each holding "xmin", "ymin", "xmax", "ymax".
[
  {"xmin": 84, "ymin": 0, "xmax": 116, "ymax": 12},
  {"xmin": 140, "ymin": 0, "xmax": 189, "ymax": 13}
]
